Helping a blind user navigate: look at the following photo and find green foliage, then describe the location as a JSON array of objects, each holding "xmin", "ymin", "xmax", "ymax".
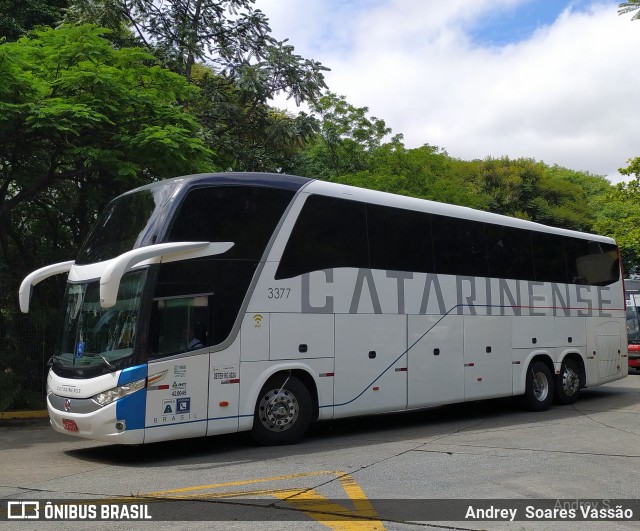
[
  {"xmin": 63, "ymin": 2, "xmax": 328, "ymax": 172},
  {"xmin": 123, "ymin": 0, "xmax": 275, "ymax": 81},
  {"xmin": 0, "ymin": 367, "xmax": 22, "ymax": 412},
  {"xmin": 474, "ymin": 157, "xmax": 593, "ymax": 230},
  {"xmin": 0, "ymin": 0, "xmax": 68, "ymax": 41},
  {"xmin": 593, "ymin": 179, "xmax": 640, "ymax": 275},
  {"xmin": 66, "ymin": 0, "xmax": 329, "ymax": 97},
  {"xmin": 291, "ymin": 93, "xmax": 605, "ymax": 235},
  {"xmin": 619, "ymin": 1, "xmax": 640, "ymax": 21},
  {"xmin": 0, "ymin": 24, "xmax": 214, "ymax": 308},
  {"xmin": 63, "ymin": 0, "xmax": 141, "ymax": 47},
  {"xmin": 327, "ymin": 140, "xmax": 490, "ymax": 210},
  {"xmin": 0, "ymin": 24, "xmax": 212, "ymax": 183},
  {"xmin": 193, "ymin": 67, "xmax": 319, "ymax": 171},
  {"xmin": 0, "ymin": 308, "xmax": 54, "ymax": 411},
  {"xmin": 292, "ymin": 93, "xmax": 391, "ymax": 179}
]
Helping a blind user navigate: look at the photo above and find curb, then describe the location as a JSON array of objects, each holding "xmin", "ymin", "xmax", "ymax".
[{"xmin": 0, "ymin": 410, "xmax": 48, "ymax": 420}]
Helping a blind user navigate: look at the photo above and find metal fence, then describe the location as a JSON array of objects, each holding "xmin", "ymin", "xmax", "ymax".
[{"xmin": 0, "ymin": 311, "xmax": 57, "ymax": 411}]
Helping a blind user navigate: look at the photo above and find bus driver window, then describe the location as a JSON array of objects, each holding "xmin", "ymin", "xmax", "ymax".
[{"xmin": 150, "ymin": 294, "xmax": 211, "ymax": 357}]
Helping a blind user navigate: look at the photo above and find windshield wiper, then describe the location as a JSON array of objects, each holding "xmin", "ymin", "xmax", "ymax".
[
  {"xmin": 82, "ymin": 352, "xmax": 116, "ymax": 370},
  {"xmin": 47, "ymin": 355, "xmax": 65, "ymax": 367},
  {"xmin": 95, "ymin": 354, "xmax": 115, "ymax": 370}
]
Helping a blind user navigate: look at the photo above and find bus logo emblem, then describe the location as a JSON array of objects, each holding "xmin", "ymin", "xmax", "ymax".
[{"xmin": 64, "ymin": 399, "xmax": 71, "ymax": 412}]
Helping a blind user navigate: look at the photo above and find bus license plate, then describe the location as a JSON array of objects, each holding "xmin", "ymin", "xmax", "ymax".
[{"xmin": 62, "ymin": 419, "xmax": 78, "ymax": 432}]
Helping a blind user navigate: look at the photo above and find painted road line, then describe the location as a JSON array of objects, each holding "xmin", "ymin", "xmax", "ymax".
[
  {"xmin": 143, "ymin": 470, "xmax": 385, "ymax": 530},
  {"xmin": 143, "ymin": 470, "xmax": 336, "ymax": 496}
]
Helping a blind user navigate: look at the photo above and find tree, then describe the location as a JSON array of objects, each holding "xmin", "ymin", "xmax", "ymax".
[
  {"xmin": 474, "ymin": 157, "xmax": 593, "ymax": 230},
  {"xmin": 0, "ymin": 0, "xmax": 68, "ymax": 41},
  {"xmin": 593, "ymin": 180, "xmax": 640, "ymax": 274},
  {"xmin": 66, "ymin": 0, "xmax": 328, "ymax": 95},
  {"xmin": 616, "ymin": 2, "xmax": 640, "ymax": 270},
  {"xmin": 326, "ymin": 140, "xmax": 492, "ymax": 209},
  {"xmin": 292, "ymin": 93, "xmax": 391, "ymax": 179},
  {"xmin": 619, "ymin": 1, "xmax": 640, "ymax": 20},
  {"xmin": 0, "ymin": 24, "xmax": 214, "ymax": 304},
  {"xmin": 193, "ymin": 65, "xmax": 318, "ymax": 172},
  {"xmin": 65, "ymin": 1, "xmax": 328, "ymax": 169}
]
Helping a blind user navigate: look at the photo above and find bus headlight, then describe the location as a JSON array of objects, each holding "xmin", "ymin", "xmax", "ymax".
[{"xmin": 93, "ymin": 378, "xmax": 146, "ymax": 406}]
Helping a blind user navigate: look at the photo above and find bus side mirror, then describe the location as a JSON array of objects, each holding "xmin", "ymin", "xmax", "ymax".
[
  {"xmin": 18, "ymin": 260, "xmax": 75, "ymax": 313},
  {"xmin": 99, "ymin": 241, "xmax": 234, "ymax": 308}
]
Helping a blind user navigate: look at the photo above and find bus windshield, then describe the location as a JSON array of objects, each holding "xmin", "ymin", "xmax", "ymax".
[
  {"xmin": 56, "ymin": 270, "xmax": 147, "ymax": 369},
  {"xmin": 75, "ymin": 181, "xmax": 181, "ymax": 265}
]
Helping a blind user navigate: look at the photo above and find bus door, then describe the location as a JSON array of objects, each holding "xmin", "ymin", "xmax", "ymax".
[{"xmin": 144, "ymin": 294, "xmax": 211, "ymax": 443}]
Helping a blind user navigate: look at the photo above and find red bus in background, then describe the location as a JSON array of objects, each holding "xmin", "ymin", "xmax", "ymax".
[{"xmin": 626, "ymin": 279, "xmax": 640, "ymax": 371}]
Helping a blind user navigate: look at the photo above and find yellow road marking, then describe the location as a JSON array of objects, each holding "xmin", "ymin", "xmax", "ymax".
[
  {"xmin": 144, "ymin": 469, "xmax": 335, "ymax": 496},
  {"xmin": 144, "ymin": 470, "xmax": 386, "ymax": 530}
]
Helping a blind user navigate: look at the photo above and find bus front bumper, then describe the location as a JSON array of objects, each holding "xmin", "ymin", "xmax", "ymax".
[{"xmin": 47, "ymin": 394, "xmax": 144, "ymax": 444}]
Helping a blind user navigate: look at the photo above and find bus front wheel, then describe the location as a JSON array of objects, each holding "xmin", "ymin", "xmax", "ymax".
[
  {"xmin": 251, "ymin": 374, "xmax": 312, "ymax": 445},
  {"xmin": 521, "ymin": 361, "xmax": 554, "ymax": 412}
]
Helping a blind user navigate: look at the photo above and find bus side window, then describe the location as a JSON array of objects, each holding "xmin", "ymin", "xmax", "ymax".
[
  {"xmin": 367, "ymin": 204, "xmax": 434, "ymax": 274},
  {"xmin": 486, "ymin": 223, "xmax": 534, "ymax": 281},
  {"xmin": 150, "ymin": 295, "xmax": 210, "ymax": 358},
  {"xmin": 568, "ymin": 240, "xmax": 620, "ymax": 286},
  {"xmin": 431, "ymin": 215, "xmax": 489, "ymax": 278},
  {"xmin": 276, "ymin": 195, "xmax": 368, "ymax": 279},
  {"xmin": 531, "ymin": 232, "xmax": 568, "ymax": 283}
]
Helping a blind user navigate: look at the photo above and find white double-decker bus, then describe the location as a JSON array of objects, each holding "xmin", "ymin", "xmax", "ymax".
[{"xmin": 20, "ymin": 173, "xmax": 627, "ymax": 445}]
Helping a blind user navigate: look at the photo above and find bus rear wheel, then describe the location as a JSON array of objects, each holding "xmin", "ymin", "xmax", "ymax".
[
  {"xmin": 521, "ymin": 360, "xmax": 554, "ymax": 412},
  {"xmin": 554, "ymin": 358, "xmax": 581, "ymax": 405},
  {"xmin": 251, "ymin": 374, "xmax": 312, "ymax": 445}
]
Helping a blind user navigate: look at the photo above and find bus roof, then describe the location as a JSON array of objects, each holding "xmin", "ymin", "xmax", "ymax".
[
  {"xmin": 127, "ymin": 172, "xmax": 311, "ymax": 196},
  {"xmin": 123, "ymin": 172, "xmax": 614, "ymax": 245}
]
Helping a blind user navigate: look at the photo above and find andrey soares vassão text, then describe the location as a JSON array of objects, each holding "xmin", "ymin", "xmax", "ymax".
[{"xmin": 464, "ymin": 501, "xmax": 635, "ymax": 522}]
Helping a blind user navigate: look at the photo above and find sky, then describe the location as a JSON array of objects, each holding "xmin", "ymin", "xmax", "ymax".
[{"xmin": 254, "ymin": 0, "xmax": 640, "ymax": 183}]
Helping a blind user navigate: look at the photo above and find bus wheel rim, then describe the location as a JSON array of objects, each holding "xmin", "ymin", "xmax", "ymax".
[
  {"xmin": 562, "ymin": 367, "xmax": 579, "ymax": 396},
  {"xmin": 259, "ymin": 389, "xmax": 299, "ymax": 432},
  {"xmin": 532, "ymin": 371, "xmax": 549, "ymax": 401}
]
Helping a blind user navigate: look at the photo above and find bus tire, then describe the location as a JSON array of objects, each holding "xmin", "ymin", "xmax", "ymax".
[
  {"xmin": 251, "ymin": 374, "xmax": 312, "ymax": 445},
  {"xmin": 554, "ymin": 358, "xmax": 581, "ymax": 405},
  {"xmin": 521, "ymin": 361, "xmax": 554, "ymax": 411}
]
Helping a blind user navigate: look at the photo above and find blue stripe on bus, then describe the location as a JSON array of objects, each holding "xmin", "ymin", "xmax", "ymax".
[
  {"xmin": 116, "ymin": 387, "xmax": 147, "ymax": 430},
  {"xmin": 114, "ymin": 364, "xmax": 148, "ymax": 431},
  {"xmin": 117, "ymin": 364, "xmax": 147, "ymax": 386}
]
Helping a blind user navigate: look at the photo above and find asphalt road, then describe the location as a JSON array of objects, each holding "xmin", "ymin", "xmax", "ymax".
[{"xmin": 1, "ymin": 373, "xmax": 640, "ymax": 530}]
